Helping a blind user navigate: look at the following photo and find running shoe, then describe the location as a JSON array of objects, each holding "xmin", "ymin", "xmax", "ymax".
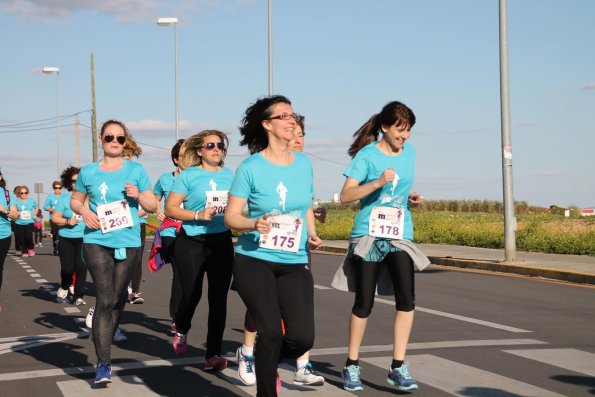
[
  {"xmin": 57, "ymin": 288, "xmax": 68, "ymax": 299},
  {"xmin": 293, "ymin": 362, "xmax": 325, "ymax": 386},
  {"xmin": 21, "ymin": 252, "xmax": 28, "ymax": 257},
  {"xmin": 94, "ymin": 362, "xmax": 112, "ymax": 384},
  {"xmin": 204, "ymin": 355, "xmax": 228, "ymax": 371},
  {"xmin": 74, "ymin": 298, "xmax": 86, "ymax": 306},
  {"xmin": 28, "ymin": 249, "xmax": 35, "ymax": 257},
  {"xmin": 113, "ymin": 328, "xmax": 127, "ymax": 342},
  {"xmin": 236, "ymin": 347, "xmax": 256, "ymax": 385},
  {"xmin": 85, "ymin": 306, "xmax": 94, "ymax": 328},
  {"xmin": 129, "ymin": 292, "xmax": 144, "ymax": 304},
  {"xmin": 387, "ymin": 362, "xmax": 418, "ymax": 391},
  {"xmin": 170, "ymin": 322, "xmax": 177, "ymax": 335},
  {"xmin": 342, "ymin": 364, "xmax": 364, "ymax": 391},
  {"xmin": 173, "ymin": 332, "xmax": 187, "ymax": 355},
  {"xmin": 69, "ymin": 285, "xmax": 75, "ymax": 295}
]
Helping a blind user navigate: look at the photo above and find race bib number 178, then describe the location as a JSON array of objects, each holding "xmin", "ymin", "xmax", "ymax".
[{"xmin": 369, "ymin": 206, "xmax": 405, "ymax": 240}]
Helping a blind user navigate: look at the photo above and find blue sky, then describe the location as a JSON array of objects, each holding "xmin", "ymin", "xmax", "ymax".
[{"xmin": 1, "ymin": 0, "xmax": 594, "ymax": 209}]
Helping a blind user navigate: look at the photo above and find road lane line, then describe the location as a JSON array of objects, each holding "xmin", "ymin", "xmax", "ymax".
[
  {"xmin": 362, "ymin": 354, "xmax": 565, "ymax": 397},
  {"xmin": 503, "ymin": 348, "xmax": 595, "ymax": 377},
  {"xmin": 373, "ymin": 297, "xmax": 531, "ymax": 333}
]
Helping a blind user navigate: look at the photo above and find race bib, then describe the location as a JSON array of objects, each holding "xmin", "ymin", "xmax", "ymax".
[
  {"xmin": 97, "ymin": 200, "xmax": 133, "ymax": 234},
  {"xmin": 205, "ymin": 190, "xmax": 228, "ymax": 217},
  {"xmin": 369, "ymin": 206, "xmax": 405, "ymax": 240},
  {"xmin": 259, "ymin": 214, "xmax": 303, "ymax": 253},
  {"xmin": 20, "ymin": 211, "xmax": 31, "ymax": 220}
]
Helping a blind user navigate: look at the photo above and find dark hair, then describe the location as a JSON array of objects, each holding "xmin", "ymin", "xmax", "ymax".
[
  {"xmin": 100, "ymin": 119, "xmax": 129, "ymax": 137},
  {"xmin": 296, "ymin": 115, "xmax": 305, "ymax": 136},
  {"xmin": 171, "ymin": 139, "xmax": 186, "ymax": 166},
  {"xmin": 60, "ymin": 166, "xmax": 81, "ymax": 192},
  {"xmin": 239, "ymin": 95, "xmax": 292, "ymax": 154},
  {"xmin": 348, "ymin": 101, "xmax": 416, "ymax": 158}
]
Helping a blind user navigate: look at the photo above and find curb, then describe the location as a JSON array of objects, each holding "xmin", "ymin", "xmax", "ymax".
[{"xmin": 318, "ymin": 245, "xmax": 595, "ymax": 286}]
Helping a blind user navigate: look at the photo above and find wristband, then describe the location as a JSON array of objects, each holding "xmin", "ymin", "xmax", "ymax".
[{"xmin": 194, "ymin": 210, "xmax": 200, "ymax": 221}]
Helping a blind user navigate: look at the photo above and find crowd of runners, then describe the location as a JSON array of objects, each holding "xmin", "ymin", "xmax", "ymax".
[{"xmin": 0, "ymin": 96, "xmax": 427, "ymax": 396}]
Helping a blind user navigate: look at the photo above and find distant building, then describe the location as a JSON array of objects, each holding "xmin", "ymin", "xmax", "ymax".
[{"xmin": 580, "ymin": 208, "xmax": 595, "ymax": 217}]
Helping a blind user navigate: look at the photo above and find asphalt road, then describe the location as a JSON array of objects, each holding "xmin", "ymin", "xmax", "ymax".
[{"xmin": 1, "ymin": 244, "xmax": 594, "ymax": 397}]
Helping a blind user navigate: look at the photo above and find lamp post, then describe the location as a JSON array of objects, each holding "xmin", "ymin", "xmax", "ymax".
[
  {"xmin": 157, "ymin": 17, "xmax": 180, "ymax": 141},
  {"xmin": 42, "ymin": 66, "xmax": 60, "ymax": 177}
]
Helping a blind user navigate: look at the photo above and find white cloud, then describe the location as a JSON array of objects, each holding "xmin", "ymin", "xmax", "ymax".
[
  {"xmin": 581, "ymin": 82, "xmax": 595, "ymax": 90},
  {"xmin": 1, "ymin": 0, "xmax": 162, "ymax": 22}
]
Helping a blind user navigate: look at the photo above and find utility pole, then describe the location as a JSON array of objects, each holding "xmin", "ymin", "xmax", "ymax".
[
  {"xmin": 268, "ymin": 0, "xmax": 273, "ymax": 96},
  {"xmin": 90, "ymin": 52, "xmax": 98, "ymax": 162},
  {"xmin": 74, "ymin": 113, "xmax": 80, "ymax": 167},
  {"xmin": 499, "ymin": 0, "xmax": 517, "ymax": 261}
]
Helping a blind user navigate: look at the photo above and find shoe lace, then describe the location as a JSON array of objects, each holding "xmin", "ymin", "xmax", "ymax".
[
  {"xmin": 396, "ymin": 363, "xmax": 411, "ymax": 379},
  {"xmin": 243, "ymin": 354, "xmax": 255, "ymax": 373},
  {"xmin": 304, "ymin": 362, "xmax": 318, "ymax": 376},
  {"xmin": 345, "ymin": 365, "xmax": 360, "ymax": 381}
]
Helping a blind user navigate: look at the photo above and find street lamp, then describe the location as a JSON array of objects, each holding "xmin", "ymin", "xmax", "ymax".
[
  {"xmin": 42, "ymin": 66, "xmax": 61, "ymax": 177},
  {"xmin": 157, "ymin": 17, "xmax": 179, "ymax": 141}
]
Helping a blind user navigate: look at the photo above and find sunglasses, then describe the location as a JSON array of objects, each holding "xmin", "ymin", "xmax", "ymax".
[
  {"xmin": 103, "ymin": 134, "xmax": 126, "ymax": 145},
  {"xmin": 201, "ymin": 142, "xmax": 225, "ymax": 151},
  {"xmin": 19, "ymin": 191, "xmax": 28, "ymax": 195},
  {"xmin": 53, "ymin": 186, "xmax": 62, "ymax": 189}
]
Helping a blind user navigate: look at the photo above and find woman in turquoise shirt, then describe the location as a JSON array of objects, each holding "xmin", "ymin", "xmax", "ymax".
[
  {"xmin": 334, "ymin": 101, "xmax": 427, "ymax": 393},
  {"xmin": 165, "ymin": 130, "xmax": 234, "ymax": 371},
  {"xmin": 14, "ymin": 185, "xmax": 38, "ymax": 257},
  {"xmin": 70, "ymin": 119, "xmax": 157, "ymax": 385},
  {"xmin": 52, "ymin": 166, "xmax": 87, "ymax": 305},
  {"xmin": 225, "ymin": 95, "xmax": 321, "ymax": 397},
  {"xmin": 0, "ymin": 170, "xmax": 18, "ymax": 312}
]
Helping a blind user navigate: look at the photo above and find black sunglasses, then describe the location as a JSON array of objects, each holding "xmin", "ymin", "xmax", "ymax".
[
  {"xmin": 104, "ymin": 134, "xmax": 126, "ymax": 145},
  {"xmin": 202, "ymin": 142, "xmax": 225, "ymax": 151},
  {"xmin": 53, "ymin": 186, "xmax": 62, "ymax": 189}
]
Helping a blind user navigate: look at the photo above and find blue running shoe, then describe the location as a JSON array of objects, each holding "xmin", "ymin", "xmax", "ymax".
[
  {"xmin": 94, "ymin": 362, "xmax": 112, "ymax": 384},
  {"xmin": 387, "ymin": 362, "xmax": 418, "ymax": 391},
  {"xmin": 342, "ymin": 364, "xmax": 363, "ymax": 391}
]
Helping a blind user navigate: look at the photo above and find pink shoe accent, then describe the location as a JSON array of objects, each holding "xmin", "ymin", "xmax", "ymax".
[
  {"xmin": 276, "ymin": 372, "xmax": 281, "ymax": 394},
  {"xmin": 173, "ymin": 333, "xmax": 187, "ymax": 355},
  {"xmin": 28, "ymin": 250, "xmax": 35, "ymax": 257}
]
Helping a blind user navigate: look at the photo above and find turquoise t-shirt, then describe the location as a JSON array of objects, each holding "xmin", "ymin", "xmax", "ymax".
[
  {"xmin": 345, "ymin": 142, "xmax": 416, "ymax": 240},
  {"xmin": 171, "ymin": 166, "xmax": 234, "ymax": 236},
  {"xmin": 54, "ymin": 192, "xmax": 85, "ymax": 239},
  {"xmin": 0, "ymin": 189, "xmax": 16, "ymax": 239},
  {"xmin": 229, "ymin": 152, "xmax": 314, "ymax": 264},
  {"xmin": 154, "ymin": 171, "xmax": 177, "ymax": 238},
  {"xmin": 44, "ymin": 193, "xmax": 62, "ymax": 220},
  {"xmin": 15, "ymin": 198, "xmax": 37, "ymax": 225},
  {"xmin": 75, "ymin": 160, "xmax": 152, "ymax": 248}
]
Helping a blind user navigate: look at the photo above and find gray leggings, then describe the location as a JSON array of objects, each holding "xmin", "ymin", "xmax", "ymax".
[{"xmin": 83, "ymin": 243, "xmax": 140, "ymax": 363}]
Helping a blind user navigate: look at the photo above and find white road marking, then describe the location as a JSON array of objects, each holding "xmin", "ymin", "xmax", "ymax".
[
  {"xmin": 503, "ymin": 348, "xmax": 595, "ymax": 377},
  {"xmin": 36, "ymin": 278, "xmax": 48, "ymax": 283},
  {"xmin": 64, "ymin": 307, "xmax": 81, "ymax": 314},
  {"xmin": 0, "ymin": 332, "xmax": 89, "ymax": 355},
  {"xmin": 362, "ymin": 354, "xmax": 565, "ymax": 397},
  {"xmin": 22, "ymin": 265, "xmax": 31, "ymax": 268},
  {"xmin": 30, "ymin": 273, "xmax": 41, "ymax": 277},
  {"xmin": 314, "ymin": 284, "xmax": 332, "ymax": 290},
  {"xmin": 374, "ymin": 297, "xmax": 532, "ymax": 333},
  {"xmin": 58, "ymin": 376, "xmax": 162, "ymax": 397},
  {"xmin": 25, "ymin": 269, "xmax": 35, "ymax": 273}
]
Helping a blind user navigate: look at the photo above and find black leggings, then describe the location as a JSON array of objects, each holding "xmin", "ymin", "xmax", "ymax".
[
  {"xmin": 162, "ymin": 235, "xmax": 181, "ymax": 320},
  {"xmin": 14, "ymin": 223, "xmax": 34, "ymax": 252},
  {"xmin": 50, "ymin": 222, "xmax": 60, "ymax": 251},
  {"xmin": 0, "ymin": 236, "xmax": 11, "ymax": 293},
  {"xmin": 58, "ymin": 237, "xmax": 87, "ymax": 299},
  {"xmin": 130, "ymin": 223, "xmax": 146, "ymax": 293},
  {"xmin": 234, "ymin": 253, "xmax": 315, "ymax": 397},
  {"xmin": 33, "ymin": 227, "xmax": 42, "ymax": 245},
  {"xmin": 352, "ymin": 250, "xmax": 416, "ymax": 318},
  {"xmin": 172, "ymin": 229, "xmax": 234, "ymax": 358},
  {"xmin": 83, "ymin": 243, "xmax": 140, "ymax": 364}
]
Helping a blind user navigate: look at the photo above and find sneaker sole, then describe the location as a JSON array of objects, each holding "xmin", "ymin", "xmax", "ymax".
[
  {"xmin": 343, "ymin": 385, "xmax": 364, "ymax": 392},
  {"xmin": 130, "ymin": 299, "xmax": 144, "ymax": 304},
  {"xmin": 293, "ymin": 379, "xmax": 325, "ymax": 386},
  {"xmin": 387, "ymin": 378, "xmax": 418, "ymax": 391},
  {"xmin": 94, "ymin": 377, "xmax": 112, "ymax": 384}
]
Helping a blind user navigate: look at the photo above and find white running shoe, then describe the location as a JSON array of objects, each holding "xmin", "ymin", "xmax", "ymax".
[
  {"xmin": 69, "ymin": 285, "xmax": 74, "ymax": 295},
  {"xmin": 294, "ymin": 362, "xmax": 325, "ymax": 386},
  {"xmin": 75, "ymin": 298, "xmax": 86, "ymax": 306},
  {"xmin": 57, "ymin": 288, "xmax": 68, "ymax": 299},
  {"xmin": 113, "ymin": 328, "xmax": 127, "ymax": 342},
  {"xmin": 236, "ymin": 347, "xmax": 256, "ymax": 386},
  {"xmin": 85, "ymin": 306, "xmax": 95, "ymax": 328}
]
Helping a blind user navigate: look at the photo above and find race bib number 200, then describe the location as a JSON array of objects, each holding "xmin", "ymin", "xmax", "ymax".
[
  {"xmin": 259, "ymin": 214, "xmax": 303, "ymax": 253},
  {"xmin": 97, "ymin": 200, "xmax": 133, "ymax": 234},
  {"xmin": 369, "ymin": 206, "xmax": 405, "ymax": 240}
]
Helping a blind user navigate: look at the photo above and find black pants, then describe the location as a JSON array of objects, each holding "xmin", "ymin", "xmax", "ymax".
[
  {"xmin": 172, "ymin": 229, "xmax": 233, "ymax": 358},
  {"xmin": 33, "ymin": 228, "xmax": 42, "ymax": 245},
  {"xmin": 130, "ymin": 223, "xmax": 146, "ymax": 293},
  {"xmin": 163, "ymin": 235, "xmax": 181, "ymax": 320},
  {"xmin": 58, "ymin": 237, "xmax": 87, "ymax": 299},
  {"xmin": 352, "ymin": 250, "xmax": 416, "ymax": 318},
  {"xmin": 83, "ymin": 243, "xmax": 140, "ymax": 364},
  {"xmin": 14, "ymin": 223, "xmax": 34, "ymax": 252},
  {"xmin": 234, "ymin": 253, "xmax": 315, "ymax": 397},
  {"xmin": 50, "ymin": 222, "xmax": 60, "ymax": 252},
  {"xmin": 0, "ymin": 236, "xmax": 11, "ymax": 293}
]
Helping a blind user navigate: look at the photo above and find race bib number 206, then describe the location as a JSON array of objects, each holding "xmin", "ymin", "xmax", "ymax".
[{"xmin": 97, "ymin": 200, "xmax": 133, "ymax": 234}]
